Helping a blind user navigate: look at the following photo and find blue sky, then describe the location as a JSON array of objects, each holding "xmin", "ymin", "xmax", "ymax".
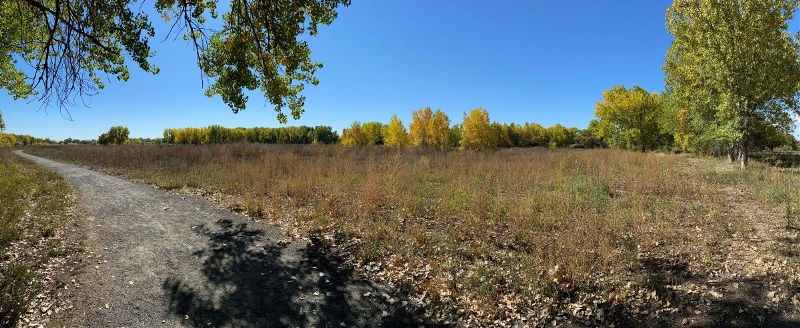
[{"xmin": 3, "ymin": 1, "xmax": 687, "ymax": 140}]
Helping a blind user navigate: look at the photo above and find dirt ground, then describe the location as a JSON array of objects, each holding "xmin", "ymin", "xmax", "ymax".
[{"xmin": 619, "ymin": 162, "xmax": 800, "ymax": 328}]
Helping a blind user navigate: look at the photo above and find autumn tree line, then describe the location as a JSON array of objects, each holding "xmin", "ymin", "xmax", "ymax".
[
  {"xmin": 3, "ymin": 97, "xmax": 795, "ymax": 154},
  {"xmin": 339, "ymin": 93, "xmax": 796, "ymax": 153},
  {"xmin": 340, "ymin": 107, "xmax": 602, "ymax": 150}
]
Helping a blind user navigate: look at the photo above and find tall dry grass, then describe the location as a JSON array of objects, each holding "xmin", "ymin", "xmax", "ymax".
[{"xmin": 26, "ymin": 144, "xmax": 739, "ymax": 323}]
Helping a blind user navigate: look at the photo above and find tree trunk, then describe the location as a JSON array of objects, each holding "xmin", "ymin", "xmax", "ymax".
[
  {"xmin": 738, "ymin": 101, "xmax": 753, "ymax": 169},
  {"xmin": 727, "ymin": 146, "xmax": 735, "ymax": 163},
  {"xmin": 739, "ymin": 141, "xmax": 748, "ymax": 169}
]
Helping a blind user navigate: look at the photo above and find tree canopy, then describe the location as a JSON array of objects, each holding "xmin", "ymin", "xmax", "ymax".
[
  {"xmin": 594, "ymin": 85, "xmax": 665, "ymax": 152},
  {"xmin": 383, "ymin": 115, "xmax": 410, "ymax": 148},
  {"xmin": 409, "ymin": 107, "xmax": 433, "ymax": 147},
  {"xmin": 98, "ymin": 126, "xmax": 130, "ymax": 145},
  {"xmin": 460, "ymin": 108, "xmax": 497, "ymax": 150},
  {"xmin": 664, "ymin": 0, "xmax": 800, "ymax": 167},
  {"xmin": 1, "ymin": 0, "xmax": 350, "ymax": 122},
  {"xmin": 341, "ymin": 121, "xmax": 384, "ymax": 147}
]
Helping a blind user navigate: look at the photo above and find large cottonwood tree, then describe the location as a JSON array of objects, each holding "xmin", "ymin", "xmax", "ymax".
[
  {"xmin": 98, "ymin": 126, "xmax": 130, "ymax": 145},
  {"xmin": 594, "ymin": 85, "xmax": 664, "ymax": 152},
  {"xmin": 0, "ymin": 0, "xmax": 349, "ymax": 122},
  {"xmin": 664, "ymin": 0, "xmax": 800, "ymax": 168}
]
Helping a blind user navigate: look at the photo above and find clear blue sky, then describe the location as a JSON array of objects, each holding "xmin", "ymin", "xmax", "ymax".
[{"xmin": 2, "ymin": 1, "xmax": 695, "ymax": 140}]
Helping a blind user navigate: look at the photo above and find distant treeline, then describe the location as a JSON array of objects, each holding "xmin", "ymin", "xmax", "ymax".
[
  {"xmin": 341, "ymin": 107, "xmax": 605, "ymax": 150},
  {"xmin": 161, "ymin": 125, "xmax": 339, "ymax": 145},
  {"xmin": 0, "ymin": 133, "xmax": 159, "ymax": 146},
  {"xmin": 0, "ymin": 134, "xmax": 62, "ymax": 146}
]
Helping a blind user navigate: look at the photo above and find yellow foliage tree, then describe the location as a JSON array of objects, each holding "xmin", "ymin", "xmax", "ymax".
[
  {"xmin": 460, "ymin": 107, "xmax": 497, "ymax": 150},
  {"xmin": 341, "ymin": 121, "xmax": 382, "ymax": 146},
  {"xmin": 409, "ymin": 107, "xmax": 433, "ymax": 147},
  {"xmin": 428, "ymin": 110, "xmax": 451, "ymax": 149},
  {"xmin": 546, "ymin": 124, "xmax": 574, "ymax": 148},
  {"xmin": 0, "ymin": 134, "xmax": 16, "ymax": 147},
  {"xmin": 594, "ymin": 85, "xmax": 663, "ymax": 151},
  {"xmin": 341, "ymin": 122, "xmax": 366, "ymax": 147},
  {"xmin": 383, "ymin": 115, "xmax": 409, "ymax": 148}
]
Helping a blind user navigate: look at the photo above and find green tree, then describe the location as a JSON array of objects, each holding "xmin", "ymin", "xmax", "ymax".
[
  {"xmin": 312, "ymin": 126, "xmax": 339, "ymax": 144},
  {"xmin": 751, "ymin": 112, "xmax": 796, "ymax": 151},
  {"xmin": 664, "ymin": 0, "xmax": 800, "ymax": 168},
  {"xmin": 0, "ymin": 112, "xmax": 5, "ymax": 131},
  {"xmin": 98, "ymin": 126, "xmax": 130, "ymax": 145},
  {"xmin": 521, "ymin": 122, "xmax": 547, "ymax": 147},
  {"xmin": 383, "ymin": 115, "xmax": 410, "ymax": 148},
  {"xmin": 594, "ymin": 85, "xmax": 664, "ymax": 152},
  {"xmin": 1, "ymin": 0, "xmax": 349, "ymax": 122},
  {"xmin": 447, "ymin": 124, "xmax": 462, "ymax": 148},
  {"xmin": 574, "ymin": 126, "xmax": 606, "ymax": 149}
]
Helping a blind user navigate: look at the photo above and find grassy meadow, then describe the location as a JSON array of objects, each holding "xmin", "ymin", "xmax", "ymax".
[
  {"xmin": 24, "ymin": 144, "xmax": 800, "ymax": 325},
  {"xmin": 0, "ymin": 148, "xmax": 75, "ymax": 327}
]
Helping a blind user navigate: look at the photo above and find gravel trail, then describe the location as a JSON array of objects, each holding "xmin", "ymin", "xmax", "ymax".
[{"xmin": 15, "ymin": 150, "xmax": 432, "ymax": 328}]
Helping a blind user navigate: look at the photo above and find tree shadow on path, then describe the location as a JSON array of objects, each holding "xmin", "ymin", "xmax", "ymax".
[{"xmin": 163, "ymin": 218, "xmax": 442, "ymax": 327}]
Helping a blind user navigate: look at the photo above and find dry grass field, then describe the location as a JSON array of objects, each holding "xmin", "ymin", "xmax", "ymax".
[{"xmin": 25, "ymin": 144, "xmax": 800, "ymax": 326}]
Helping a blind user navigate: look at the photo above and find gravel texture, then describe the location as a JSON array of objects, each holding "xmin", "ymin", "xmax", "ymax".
[{"xmin": 15, "ymin": 150, "xmax": 435, "ymax": 328}]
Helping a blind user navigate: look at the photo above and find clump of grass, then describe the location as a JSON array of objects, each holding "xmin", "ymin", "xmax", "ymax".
[
  {"xmin": 23, "ymin": 144, "xmax": 748, "ymax": 324},
  {"xmin": 0, "ymin": 263, "xmax": 37, "ymax": 327}
]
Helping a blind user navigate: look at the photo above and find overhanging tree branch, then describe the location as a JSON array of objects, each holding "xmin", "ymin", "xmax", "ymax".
[{"xmin": 21, "ymin": 0, "xmax": 119, "ymax": 56}]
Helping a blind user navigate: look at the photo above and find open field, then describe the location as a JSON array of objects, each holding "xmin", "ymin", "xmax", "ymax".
[
  {"xmin": 24, "ymin": 144, "xmax": 800, "ymax": 326},
  {"xmin": 0, "ymin": 148, "xmax": 80, "ymax": 327}
]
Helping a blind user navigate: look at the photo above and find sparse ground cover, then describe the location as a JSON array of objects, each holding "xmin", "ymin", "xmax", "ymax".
[
  {"xmin": 24, "ymin": 144, "xmax": 800, "ymax": 326},
  {"xmin": 0, "ymin": 148, "xmax": 80, "ymax": 328}
]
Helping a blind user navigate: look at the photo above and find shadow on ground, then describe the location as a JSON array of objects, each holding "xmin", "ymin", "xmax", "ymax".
[
  {"xmin": 162, "ymin": 219, "xmax": 442, "ymax": 328},
  {"xmin": 555, "ymin": 248, "xmax": 800, "ymax": 328},
  {"xmin": 627, "ymin": 254, "xmax": 800, "ymax": 328}
]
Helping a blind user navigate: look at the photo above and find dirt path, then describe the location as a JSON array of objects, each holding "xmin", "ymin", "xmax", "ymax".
[
  {"xmin": 643, "ymin": 162, "xmax": 800, "ymax": 327},
  {"xmin": 15, "ymin": 150, "xmax": 434, "ymax": 328}
]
